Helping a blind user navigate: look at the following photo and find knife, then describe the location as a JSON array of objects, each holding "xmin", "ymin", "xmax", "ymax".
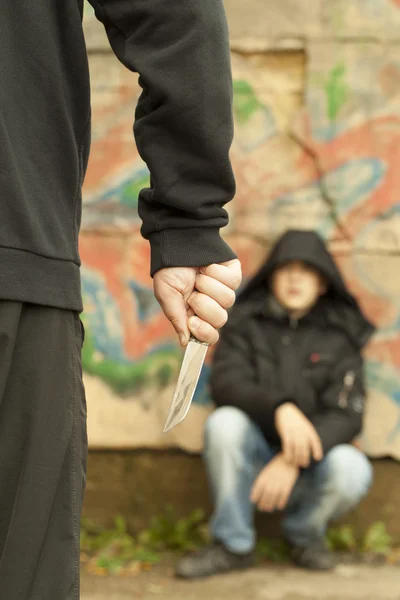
[{"xmin": 163, "ymin": 335, "xmax": 209, "ymax": 433}]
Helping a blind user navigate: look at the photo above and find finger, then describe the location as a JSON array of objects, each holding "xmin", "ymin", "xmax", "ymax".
[
  {"xmin": 310, "ymin": 430, "xmax": 324, "ymax": 462},
  {"xmin": 250, "ymin": 477, "xmax": 263, "ymax": 505},
  {"xmin": 281, "ymin": 436, "xmax": 291, "ymax": 463},
  {"xmin": 277, "ymin": 483, "xmax": 292, "ymax": 511},
  {"xmin": 200, "ymin": 259, "xmax": 242, "ymax": 291},
  {"xmin": 188, "ymin": 292, "xmax": 228, "ymax": 330},
  {"xmin": 250, "ymin": 482, "xmax": 260, "ymax": 505},
  {"xmin": 260, "ymin": 486, "xmax": 276, "ymax": 513},
  {"xmin": 294, "ymin": 438, "xmax": 310, "ymax": 469},
  {"xmin": 302, "ymin": 442, "xmax": 311, "ymax": 468},
  {"xmin": 188, "ymin": 316, "xmax": 219, "ymax": 345},
  {"xmin": 274, "ymin": 485, "xmax": 286, "ymax": 511},
  {"xmin": 195, "ymin": 274, "xmax": 236, "ymax": 309},
  {"xmin": 154, "ymin": 285, "xmax": 190, "ymax": 347}
]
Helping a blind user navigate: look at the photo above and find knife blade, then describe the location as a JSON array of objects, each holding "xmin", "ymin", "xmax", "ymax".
[{"xmin": 163, "ymin": 335, "xmax": 209, "ymax": 433}]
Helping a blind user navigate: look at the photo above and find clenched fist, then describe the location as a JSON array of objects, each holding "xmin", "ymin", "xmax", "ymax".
[{"xmin": 153, "ymin": 259, "xmax": 242, "ymax": 347}]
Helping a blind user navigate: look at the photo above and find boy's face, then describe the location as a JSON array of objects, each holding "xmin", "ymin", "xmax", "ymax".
[{"xmin": 271, "ymin": 261, "xmax": 327, "ymax": 316}]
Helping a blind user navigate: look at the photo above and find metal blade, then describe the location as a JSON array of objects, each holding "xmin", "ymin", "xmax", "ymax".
[{"xmin": 163, "ymin": 337, "xmax": 209, "ymax": 433}]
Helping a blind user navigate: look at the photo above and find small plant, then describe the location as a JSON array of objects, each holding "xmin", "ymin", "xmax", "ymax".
[
  {"xmin": 256, "ymin": 537, "xmax": 290, "ymax": 563},
  {"xmin": 80, "ymin": 516, "xmax": 160, "ymax": 575},
  {"xmin": 326, "ymin": 525, "xmax": 357, "ymax": 552},
  {"xmin": 326, "ymin": 521, "xmax": 393, "ymax": 556},
  {"xmin": 80, "ymin": 508, "xmax": 209, "ymax": 574},
  {"xmin": 361, "ymin": 522, "xmax": 392, "ymax": 555},
  {"xmin": 138, "ymin": 506, "xmax": 208, "ymax": 553},
  {"xmin": 81, "ymin": 513, "xmax": 395, "ymax": 576}
]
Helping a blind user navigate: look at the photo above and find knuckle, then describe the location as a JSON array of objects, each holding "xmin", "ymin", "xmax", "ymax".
[
  {"xmin": 230, "ymin": 275, "xmax": 242, "ymax": 290},
  {"xmin": 188, "ymin": 291, "xmax": 201, "ymax": 310},
  {"xmin": 212, "ymin": 331, "xmax": 220, "ymax": 345},
  {"xmin": 169, "ymin": 316, "xmax": 181, "ymax": 329},
  {"xmin": 195, "ymin": 273, "xmax": 207, "ymax": 289},
  {"xmin": 224, "ymin": 288, "xmax": 236, "ymax": 308},
  {"xmin": 217, "ymin": 311, "xmax": 228, "ymax": 328},
  {"xmin": 191, "ymin": 319, "xmax": 219, "ymax": 345},
  {"xmin": 199, "ymin": 265, "xmax": 209, "ymax": 276},
  {"xmin": 191, "ymin": 316, "xmax": 203, "ymax": 333}
]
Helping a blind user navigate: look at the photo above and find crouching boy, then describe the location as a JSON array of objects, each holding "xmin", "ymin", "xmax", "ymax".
[{"xmin": 176, "ymin": 230, "xmax": 375, "ymax": 578}]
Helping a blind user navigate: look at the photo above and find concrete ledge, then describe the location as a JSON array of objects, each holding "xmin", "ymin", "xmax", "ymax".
[{"xmin": 83, "ymin": 451, "xmax": 400, "ymax": 539}]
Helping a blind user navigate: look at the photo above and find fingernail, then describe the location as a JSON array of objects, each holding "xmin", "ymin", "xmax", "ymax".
[{"xmin": 179, "ymin": 334, "xmax": 188, "ymax": 347}]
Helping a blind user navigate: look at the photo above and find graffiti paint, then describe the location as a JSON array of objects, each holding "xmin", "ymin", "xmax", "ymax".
[
  {"xmin": 324, "ymin": 63, "xmax": 349, "ymax": 122},
  {"xmin": 82, "ymin": 3, "xmax": 400, "ymax": 458}
]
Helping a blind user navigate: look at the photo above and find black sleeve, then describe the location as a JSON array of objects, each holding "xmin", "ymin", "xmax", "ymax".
[
  {"xmin": 210, "ymin": 324, "xmax": 291, "ymax": 430},
  {"xmin": 310, "ymin": 345, "xmax": 365, "ymax": 455},
  {"xmin": 88, "ymin": 0, "xmax": 237, "ymax": 275}
]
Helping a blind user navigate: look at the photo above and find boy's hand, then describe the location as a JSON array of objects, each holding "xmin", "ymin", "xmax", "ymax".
[
  {"xmin": 275, "ymin": 403, "xmax": 323, "ymax": 468},
  {"xmin": 153, "ymin": 259, "xmax": 242, "ymax": 347},
  {"xmin": 250, "ymin": 454, "xmax": 299, "ymax": 512}
]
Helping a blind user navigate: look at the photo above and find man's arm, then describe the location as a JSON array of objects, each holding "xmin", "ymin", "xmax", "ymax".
[
  {"xmin": 88, "ymin": 0, "xmax": 236, "ymax": 275},
  {"xmin": 310, "ymin": 347, "xmax": 365, "ymax": 455}
]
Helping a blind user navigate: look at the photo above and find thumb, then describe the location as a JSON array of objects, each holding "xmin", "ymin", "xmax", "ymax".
[{"xmin": 155, "ymin": 285, "xmax": 190, "ymax": 347}]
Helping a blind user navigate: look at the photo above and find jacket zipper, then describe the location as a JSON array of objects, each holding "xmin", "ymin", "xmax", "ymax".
[{"xmin": 338, "ymin": 371, "xmax": 355, "ymax": 408}]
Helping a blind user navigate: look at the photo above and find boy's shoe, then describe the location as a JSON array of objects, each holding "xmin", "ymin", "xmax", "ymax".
[
  {"xmin": 175, "ymin": 542, "xmax": 255, "ymax": 579},
  {"xmin": 289, "ymin": 540, "xmax": 336, "ymax": 571}
]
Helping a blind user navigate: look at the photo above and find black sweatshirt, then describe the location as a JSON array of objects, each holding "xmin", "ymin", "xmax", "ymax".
[{"xmin": 0, "ymin": 0, "xmax": 236, "ymax": 312}]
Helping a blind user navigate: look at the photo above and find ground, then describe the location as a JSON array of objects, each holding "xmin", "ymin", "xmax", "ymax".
[{"xmin": 81, "ymin": 563, "xmax": 400, "ymax": 600}]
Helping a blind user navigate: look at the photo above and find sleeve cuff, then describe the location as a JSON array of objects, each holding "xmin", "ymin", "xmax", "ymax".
[{"xmin": 149, "ymin": 227, "xmax": 237, "ymax": 276}]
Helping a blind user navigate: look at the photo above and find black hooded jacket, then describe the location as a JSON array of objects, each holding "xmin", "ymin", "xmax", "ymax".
[
  {"xmin": 0, "ymin": 0, "xmax": 235, "ymax": 312},
  {"xmin": 210, "ymin": 231, "xmax": 375, "ymax": 454}
]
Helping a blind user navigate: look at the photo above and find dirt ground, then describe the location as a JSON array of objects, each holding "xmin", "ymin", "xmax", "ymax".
[{"xmin": 81, "ymin": 562, "xmax": 400, "ymax": 600}]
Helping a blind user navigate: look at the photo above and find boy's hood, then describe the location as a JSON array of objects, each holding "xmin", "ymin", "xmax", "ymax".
[{"xmin": 235, "ymin": 230, "xmax": 375, "ymax": 348}]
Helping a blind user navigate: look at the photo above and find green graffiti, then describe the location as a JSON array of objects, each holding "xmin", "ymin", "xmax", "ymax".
[
  {"xmin": 233, "ymin": 80, "xmax": 263, "ymax": 124},
  {"xmin": 120, "ymin": 173, "xmax": 150, "ymax": 208},
  {"xmin": 325, "ymin": 63, "xmax": 348, "ymax": 122},
  {"xmin": 81, "ymin": 325, "xmax": 181, "ymax": 395}
]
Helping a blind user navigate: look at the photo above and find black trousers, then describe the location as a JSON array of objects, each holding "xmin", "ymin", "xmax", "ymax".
[{"xmin": 0, "ymin": 302, "xmax": 87, "ymax": 600}]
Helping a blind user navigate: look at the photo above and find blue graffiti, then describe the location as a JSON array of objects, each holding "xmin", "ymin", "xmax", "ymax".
[
  {"xmin": 82, "ymin": 166, "xmax": 149, "ymax": 229},
  {"xmin": 128, "ymin": 280, "xmax": 161, "ymax": 323},
  {"xmin": 268, "ymin": 157, "xmax": 386, "ymax": 238}
]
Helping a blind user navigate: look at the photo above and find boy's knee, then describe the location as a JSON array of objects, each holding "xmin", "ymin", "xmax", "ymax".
[
  {"xmin": 204, "ymin": 406, "xmax": 253, "ymax": 451},
  {"xmin": 324, "ymin": 445, "xmax": 373, "ymax": 502}
]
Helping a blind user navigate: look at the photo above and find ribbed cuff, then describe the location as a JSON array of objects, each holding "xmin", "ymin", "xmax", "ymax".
[{"xmin": 149, "ymin": 227, "xmax": 237, "ymax": 276}]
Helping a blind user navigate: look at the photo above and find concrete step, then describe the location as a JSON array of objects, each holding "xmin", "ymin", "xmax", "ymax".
[{"xmin": 83, "ymin": 451, "xmax": 400, "ymax": 539}]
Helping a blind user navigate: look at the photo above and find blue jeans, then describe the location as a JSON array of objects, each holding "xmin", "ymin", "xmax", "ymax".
[{"xmin": 203, "ymin": 406, "xmax": 373, "ymax": 554}]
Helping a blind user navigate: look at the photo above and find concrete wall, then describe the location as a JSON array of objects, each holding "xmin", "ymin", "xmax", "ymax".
[
  {"xmin": 83, "ymin": 452, "xmax": 400, "ymax": 539},
  {"xmin": 81, "ymin": 1, "xmax": 400, "ymax": 459}
]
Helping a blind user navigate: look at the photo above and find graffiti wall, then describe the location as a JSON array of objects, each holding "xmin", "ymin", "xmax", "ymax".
[{"xmin": 82, "ymin": 1, "xmax": 400, "ymax": 458}]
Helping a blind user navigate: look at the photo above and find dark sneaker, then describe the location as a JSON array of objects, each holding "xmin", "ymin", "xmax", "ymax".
[
  {"xmin": 289, "ymin": 540, "xmax": 336, "ymax": 571},
  {"xmin": 175, "ymin": 542, "xmax": 255, "ymax": 579}
]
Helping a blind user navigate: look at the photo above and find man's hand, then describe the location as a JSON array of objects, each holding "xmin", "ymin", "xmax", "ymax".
[
  {"xmin": 153, "ymin": 259, "xmax": 242, "ymax": 347},
  {"xmin": 250, "ymin": 454, "xmax": 299, "ymax": 512},
  {"xmin": 275, "ymin": 403, "xmax": 323, "ymax": 468}
]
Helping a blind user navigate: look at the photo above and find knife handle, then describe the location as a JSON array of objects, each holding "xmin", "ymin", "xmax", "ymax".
[{"xmin": 189, "ymin": 334, "xmax": 210, "ymax": 346}]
